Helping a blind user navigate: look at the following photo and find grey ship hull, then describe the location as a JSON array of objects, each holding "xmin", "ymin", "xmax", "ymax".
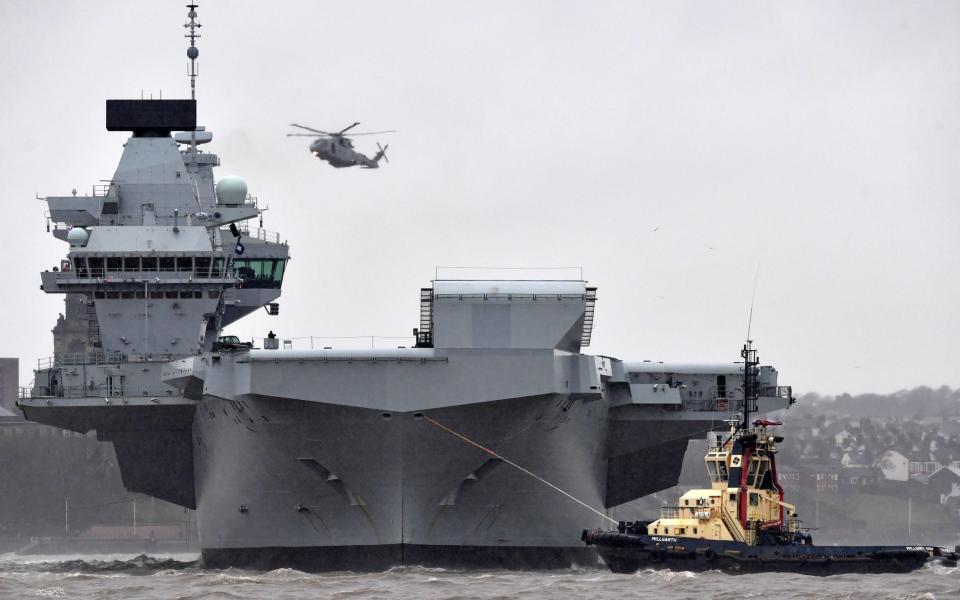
[
  {"xmin": 193, "ymin": 387, "xmax": 708, "ymax": 570},
  {"xmin": 195, "ymin": 392, "xmax": 603, "ymax": 569}
]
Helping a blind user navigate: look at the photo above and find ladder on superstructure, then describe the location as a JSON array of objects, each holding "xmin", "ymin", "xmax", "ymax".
[
  {"xmin": 580, "ymin": 287, "xmax": 598, "ymax": 347},
  {"xmin": 415, "ymin": 287, "xmax": 433, "ymax": 347}
]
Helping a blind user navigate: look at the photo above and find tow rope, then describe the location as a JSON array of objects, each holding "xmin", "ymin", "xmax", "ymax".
[{"xmin": 422, "ymin": 415, "xmax": 618, "ymax": 525}]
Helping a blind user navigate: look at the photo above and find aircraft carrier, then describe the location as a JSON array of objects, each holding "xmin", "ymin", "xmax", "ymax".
[{"xmin": 18, "ymin": 4, "xmax": 793, "ymax": 569}]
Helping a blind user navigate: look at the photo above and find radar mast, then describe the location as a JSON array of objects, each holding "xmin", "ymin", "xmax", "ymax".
[{"xmin": 184, "ymin": 3, "xmax": 202, "ymax": 161}]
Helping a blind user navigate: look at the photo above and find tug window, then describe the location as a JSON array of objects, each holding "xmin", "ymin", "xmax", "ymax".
[
  {"xmin": 706, "ymin": 461, "xmax": 719, "ymax": 481},
  {"xmin": 693, "ymin": 528, "xmax": 698, "ymax": 534},
  {"xmin": 749, "ymin": 492, "xmax": 759, "ymax": 507},
  {"xmin": 718, "ymin": 461, "xmax": 729, "ymax": 482},
  {"xmin": 678, "ymin": 528, "xmax": 685, "ymax": 535},
  {"xmin": 729, "ymin": 493, "xmax": 736, "ymax": 502}
]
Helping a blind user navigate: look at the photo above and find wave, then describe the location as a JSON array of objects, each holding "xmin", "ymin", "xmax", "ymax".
[{"xmin": 0, "ymin": 553, "xmax": 198, "ymax": 575}]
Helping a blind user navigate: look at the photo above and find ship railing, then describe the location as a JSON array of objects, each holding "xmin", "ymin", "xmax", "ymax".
[
  {"xmin": 216, "ymin": 194, "xmax": 258, "ymax": 208},
  {"xmin": 433, "ymin": 292, "xmax": 589, "ymax": 301},
  {"xmin": 64, "ymin": 267, "xmax": 235, "ymax": 279},
  {"xmin": 659, "ymin": 506, "xmax": 687, "ymax": 519},
  {"xmin": 234, "ymin": 222, "xmax": 283, "ymax": 244},
  {"xmin": 37, "ymin": 352, "xmax": 126, "ymax": 370},
  {"xmin": 92, "ymin": 184, "xmax": 115, "ymax": 197},
  {"xmin": 719, "ymin": 505, "xmax": 747, "ymax": 543},
  {"xmin": 26, "ymin": 385, "xmax": 180, "ymax": 400}
]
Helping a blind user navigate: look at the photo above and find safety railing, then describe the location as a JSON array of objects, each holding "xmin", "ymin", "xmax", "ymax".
[
  {"xmin": 37, "ymin": 352, "xmax": 125, "ymax": 370},
  {"xmin": 234, "ymin": 222, "xmax": 283, "ymax": 244},
  {"xmin": 26, "ymin": 385, "xmax": 180, "ymax": 399},
  {"xmin": 61, "ymin": 267, "xmax": 235, "ymax": 279}
]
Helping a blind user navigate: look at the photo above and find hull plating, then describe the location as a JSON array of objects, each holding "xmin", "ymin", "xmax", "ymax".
[{"xmin": 193, "ymin": 392, "xmax": 616, "ymax": 564}]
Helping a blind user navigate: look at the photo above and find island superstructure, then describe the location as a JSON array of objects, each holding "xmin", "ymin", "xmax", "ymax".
[{"xmin": 18, "ymin": 4, "xmax": 793, "ymax": 569}]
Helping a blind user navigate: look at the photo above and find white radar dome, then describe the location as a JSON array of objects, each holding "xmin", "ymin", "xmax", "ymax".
[
  {"xmin": 67, "ymin": 227, "xmax": 89, "ymax": 247},
  {"xmin": 215, "ymin": 175, "xmax": 248, "ymax": 206}
]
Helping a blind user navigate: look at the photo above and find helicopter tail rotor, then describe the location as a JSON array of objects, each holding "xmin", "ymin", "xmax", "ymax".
[{"xmin": 374, "ymin": 142, "xmax": 389, "ymax": 165}]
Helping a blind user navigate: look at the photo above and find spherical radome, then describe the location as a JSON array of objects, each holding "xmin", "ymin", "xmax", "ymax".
[
  {"xmin": 187, "ymin": 46, "xmax": 199, "ymax": 59},
  {"xmin": 67, "ymin": 227, "xmax": 89, "ymax": 247},
  {"xmin": 216, "ymin": 175, "xmax": 248, "ymax": 205}
]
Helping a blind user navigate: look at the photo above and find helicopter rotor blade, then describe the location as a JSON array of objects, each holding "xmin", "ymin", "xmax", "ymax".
[
  {"xmin": 290, "ymin": 123, "xmax": 332, "ymax": 135},
  {"xmin": 342, "ymin": 130, "xmax": 397, "ymax": 137},
  {"xmin": 338, "ymin": 122, "xmax": 361, "ymax": 135},
  {"xmin": 286, "ymin": 133, "xmax": 328, "ymax": 137}
]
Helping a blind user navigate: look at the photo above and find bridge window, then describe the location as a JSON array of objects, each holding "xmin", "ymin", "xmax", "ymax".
[
  {"xmin": 159, "ymin": 257, "xmax": 175, "ymax": 272},
  {"xmin": 195, "ymin": 256, "xmax": 211, "ymax": 278},
  {"xmin": 88, "ymin": 257, "xmax": 104, "ymax": 277},
  {"xmin": 177, "ymin": 257, "xmax": 193, "ymax": 272},
  {"xmin": 142, "ymin": 257, "xmax": 158, "ymax": 271},
  {"xmin": 235, "ymin": 258, "xmax": 287, "ymax": 289},
  {"xmin": 123, "ymin": 257, "xmax": 140, "ymax": 272},
  {"xmin": 706, "ymin": 460, "xmax": 719, "ymax": 482},
  {"xmin": 212, "ymin": 258, "xmax": 225, "ymax": 277},
  {"xmin": 106, "ymin": 257, "xmax": 122, "ymax": 273},
  {"xmin": 150, "ymin": 291, "xmax": 163, "ymax": 299}
]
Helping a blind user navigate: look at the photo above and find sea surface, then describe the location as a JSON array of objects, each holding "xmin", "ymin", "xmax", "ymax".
[{"xmin": 0, "ymin": 553, "xmax": 958, "ymax": 599}]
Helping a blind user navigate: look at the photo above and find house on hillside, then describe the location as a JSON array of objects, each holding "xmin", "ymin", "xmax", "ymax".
[
  {"xmin": 877, "ymin": 450, "xmax": 909, "ymax": 482},
  {"xmin": 928, "ymin": 466, "xmax": 960, "ymax": 504},
  {"xmin": 802, "ymin": 464, "xmax": 839, "ymax": 493},
  {"xmin": 777, "ymin": 464, "xmax": 800, "ymax": 493},
  {"xmin": 840, "ymin": 466, "xmax": 879, "ymax": 489}
]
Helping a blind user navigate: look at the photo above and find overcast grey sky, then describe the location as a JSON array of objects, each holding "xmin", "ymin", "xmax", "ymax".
[{"xmin": 0, "ymin": 1, "xmax": 957, "ymax": 395}]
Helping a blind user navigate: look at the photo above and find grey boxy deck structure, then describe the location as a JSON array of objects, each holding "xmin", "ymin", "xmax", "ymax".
[{"xmin": 19, "ymin": 11, "xmax": 793, "ymax": 570}]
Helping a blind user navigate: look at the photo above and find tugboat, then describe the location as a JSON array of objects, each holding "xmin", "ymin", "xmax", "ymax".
[{"xmin": 582, "ymin": 342, "xmax": 960, "ymax": 575}]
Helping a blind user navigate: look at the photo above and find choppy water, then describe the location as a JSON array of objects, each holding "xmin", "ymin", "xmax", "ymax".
[{"xmin": 1, "ymin": 553, "xmax": 958, "ymax": 599}]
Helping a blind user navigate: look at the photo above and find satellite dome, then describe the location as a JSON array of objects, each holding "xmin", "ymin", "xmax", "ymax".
[
  {"xmin": 216, "ymin": 175, "xmax": 248, "ymax": 206},
  {"xmin": 67, "ymin": 227, "xmax": 89, "ymax": 247}
]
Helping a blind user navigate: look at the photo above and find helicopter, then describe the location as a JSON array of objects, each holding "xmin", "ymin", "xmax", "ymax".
[{"xmin": 287, "ymin": 122, "xmax": 394, "ymax": 169}]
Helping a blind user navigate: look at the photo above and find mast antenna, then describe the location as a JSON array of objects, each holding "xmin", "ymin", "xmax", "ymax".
[{"xmin": 184, "ymin": 3, "xmax": 202, "ymax": 160}]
